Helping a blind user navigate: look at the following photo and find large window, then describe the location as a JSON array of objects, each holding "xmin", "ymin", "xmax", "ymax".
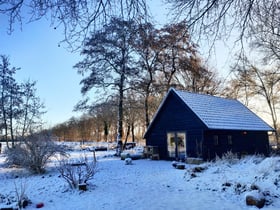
[{"xmin": 167, "ymin": 132, "xmax": 186, "ymax": 159}]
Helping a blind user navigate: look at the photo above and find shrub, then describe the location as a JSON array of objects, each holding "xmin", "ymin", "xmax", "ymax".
[
  {"xmin": 14, "ymin": 180, "xmax": 30, "ymax": 209},
  {"xmin": 58, "ymin": 153, "xmax": 97, "ymax": 190},
  {"xmin": 0, "ymin": 181, "xmax": 31, "ymax": 209},
  {"xmin": 5, "ymin": 132, "xmax": 66, "ymax": 174},
  {"xmin": 215, "ymin": 151, "xmax": 239, "ymax": 164}
]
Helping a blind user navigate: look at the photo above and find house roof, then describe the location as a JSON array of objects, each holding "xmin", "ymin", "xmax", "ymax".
[
  {"xmin": 174, "ymin": 89, "xmax": 273, "ymax": 131},
  {"xmin": 145, "ymin": 88, "xmax": 274, "ymax": 135}
]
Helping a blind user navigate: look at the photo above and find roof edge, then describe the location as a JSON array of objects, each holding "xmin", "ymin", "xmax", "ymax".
[
  {"xmin": 172, "ymin": 88, "xmax": 210, "ymax": 129},
  {"xmin": 143, "ymin": 88, "xmax": 175, "ymax": 138},
  {"xmin": 144, "ymin": 88, "xmax": 275, "ymax": 138}
]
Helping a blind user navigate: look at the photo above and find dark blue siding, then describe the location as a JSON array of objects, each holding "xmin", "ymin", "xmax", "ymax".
[
  {"xmin": 203, "ymin": 130, "xmax": 270, "ymax": 160},
  {"xmin": 145, "ymin": 92, "xmax": 206, "ymax": 159},
  {"xmin": 187, "ymin": 130, "xmax": 204, "ymax": 158}
]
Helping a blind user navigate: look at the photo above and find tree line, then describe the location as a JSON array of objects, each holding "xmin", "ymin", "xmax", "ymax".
[
  {"xmin": 51, "ymin": 18, "xmax": 220, "ymax": 144},
  {"xmin": 51, "ymin": 18, "xmax": 280, "ymax": 148},
  {"xmin": 2, "ymin": 1, "xmax": 280, "ymax": 147}
]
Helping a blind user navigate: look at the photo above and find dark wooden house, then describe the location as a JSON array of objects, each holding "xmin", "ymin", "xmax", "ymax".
[{"xmin": 144, "ymin": 88, "xmax": 274, "ymax": 160}]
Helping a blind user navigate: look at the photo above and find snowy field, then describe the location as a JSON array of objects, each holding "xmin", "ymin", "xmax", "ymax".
[{"xmin": 0, "ymin": 142, "xmax": 280, "ymax": 210}]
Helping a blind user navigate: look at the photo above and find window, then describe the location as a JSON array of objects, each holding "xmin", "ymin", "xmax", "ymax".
[
  {"xmin": 167, "ymin": 133, "xmax": 176, "ymax": 158},
  {"xmin": 167, "ymin": 132, "xmax": 186, "ymax": 158},
  {"xmin": 228, "ymin": 135, "xmax": 233, "ymax": 145},
  {"xmin": 213, "ymin": 135, "xmax": 219, "ymax": 145}
]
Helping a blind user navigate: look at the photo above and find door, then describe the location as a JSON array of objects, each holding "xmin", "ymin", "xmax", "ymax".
[{"xmin": 167, "ymin": 132, "xmax": 186, "ymax": 159}]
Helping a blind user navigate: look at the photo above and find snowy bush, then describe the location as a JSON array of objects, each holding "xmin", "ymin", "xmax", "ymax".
[
  {"xmin": 254, "ymin": 157, "xmax": 280, "ymax": 179},
  {"xmin": 14, "ymin": 180, "xmax": 30, "ymax": 209},
  {"xmin": 58, "ymin": 153, "xmax": 97, "ymax": 190},
  {"xmin": 4, "ymin": 132, "xmax": 67, "ymax": 174},
  {"xmin": 0, "ymin": 180, "xmax": 30, "ymax": 209},
  {"xmin": 215, "ymin": 151, "xmax": 239, "ymax": 164}
]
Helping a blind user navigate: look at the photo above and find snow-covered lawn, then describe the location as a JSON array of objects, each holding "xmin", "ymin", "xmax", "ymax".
[{"xmin": 0, "ymin": 144, "xmax": 280, "ymax": 210}]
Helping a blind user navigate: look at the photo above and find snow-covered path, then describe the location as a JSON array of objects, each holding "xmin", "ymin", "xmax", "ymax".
[
  {"xmin": 87, "ymin": 158, "xmax": 245, "ymax": 210},
  {"xmin": 1, "ymin": 150, "xmax": 280, "ymax": 210}
]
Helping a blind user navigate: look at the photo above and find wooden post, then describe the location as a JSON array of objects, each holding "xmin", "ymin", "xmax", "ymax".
[{"xmin": 93, "ymin": 149, "xmax": 96, "ymax": 162}]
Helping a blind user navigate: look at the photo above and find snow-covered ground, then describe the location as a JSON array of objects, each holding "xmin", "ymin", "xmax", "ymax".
[{"xmin": 0, "ymin": 143, "xmax": 280, "ymax": 210}]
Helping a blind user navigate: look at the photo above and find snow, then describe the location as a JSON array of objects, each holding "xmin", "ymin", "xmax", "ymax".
[
  {"xmin": 0, "ymin": 143, "xmax": 280, "ymax": 210},
  {"xmin": 173, "ymin": 89, "xmax": 273, "ymax": 131}
]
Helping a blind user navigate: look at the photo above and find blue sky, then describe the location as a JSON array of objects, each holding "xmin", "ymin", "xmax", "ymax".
[
  {"xmin": 0, "ymin": 1, "xmax": 172, "ymax": 127},
  {"xmin": 0, "ymin": 1, "xmax": 231, "ymax": 127},
  {"xmin": 0, "ymin": 18, "xmax": 82, "ymax": 126}
]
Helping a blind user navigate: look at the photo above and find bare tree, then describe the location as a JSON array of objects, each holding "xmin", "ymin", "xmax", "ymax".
[
  {"xmin": 89, "ymin": 100, "xmax": 118, "ymax": 142},
  {"xmin": 123, "ymin": 91, "xmax": 143, "ymax": 145},
  {"xmin": 224, "ymin": 58, "xmax": 256, "ymax": 106},
  {"xmin": 0, "ymin": 55, "xmax": 21, "ymax": 147},
  {"xmin": 156, "ymin": 21, "xmax": 199, "ymax": 91},
  {"xmin": 250, "ymin": 66, "xmax": 280, "ymax": 145},
  {"xmin": 131, "ymin": 21, "xmax": 221, "ymax": 128},
  {"xmin": 17, "ymin": 80, "xmax": 46, "ymax": 137},
  {"xmin": 74, "ymin": 18, "xmax": 139, "ymax": 142},
  {"xmin": 248, "ymin": 1, "xmax": 280, "ymax": 64},
  {"xmin": 0, "ymin": 56, "xmax": 46, "ymax": 147},
  {"xmin": 52, "ymin": 123, "xmax": 68, "ymax": 141},
  {"xmin": 132, "ymin": 22, "xmax": 160, "ymax": 128},
  {"xmin": 166, "ymin": 1, "xmax": 256, "ymax": 41},
  {"xmin": 230, "ymin": 59, "xmax": 280, "ymax": 146},
  {"xmin": 152, "ymin": 20, "xmax": 221, "ymax": 94},
  {"xmin": 174, "ymin": 53, "xmax": 221, "ymax": 94},
  {"xmin": 0, "ymin": 0, "xmax": 148, "ymax": 49}
]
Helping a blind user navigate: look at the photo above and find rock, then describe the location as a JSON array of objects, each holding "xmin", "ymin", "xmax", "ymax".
[
  {"xmin": 222, "ymin": 182, "xmax": 232, "ymax": 187},
  {"xmin": 176, "ymin": 163, "xmax": 185, "ymax": 170},
  {"xmin": 246, "ymin": 193, "xmax": 265, "ymax": 209},
  {"xmin": 186, "ymin": 158, "xmax": 204, "ymax": 165},
  {"xmin": 121, "ymin": 153, "xmax": 130, "ymax": 160},
  {"xmin": 250, "ymin": 184, "xmax": 260, "ymax": 191},
  {"xmin": 172, "ymin": 161, "xmax": 185, "ymax": 169},
  {"xmin": 190, "ymin": 173, "xmax": 197, "ymax": 178},
  {"xmin": 192, "ymin": 166, "xmax": 205, "ymax": 173},
  {"xmin": 124, "ymin": 157, "xmax": 132, "ymax": 165},
  {"xmin": 172, "ymin": 161, "xmax": 178, "ymax": 168}
]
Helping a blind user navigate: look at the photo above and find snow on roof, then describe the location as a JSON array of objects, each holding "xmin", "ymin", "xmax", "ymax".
[{"xmin": 173, "ymin": 88, "xmax": 273, "ymax": 131}]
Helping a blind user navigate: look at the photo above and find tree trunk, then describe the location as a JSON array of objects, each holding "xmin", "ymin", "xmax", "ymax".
[
  {"xmin": 144, "ymin": 66, "xmax": 154, "ymax": 128},
  {"xmin": 131, "ymin": 122, "xmax": 135, "ymax": 143},
  {"xmin": 123, "ymin": 124, "xmax": 130, "ymax": 150},
  {"xmin": 144, "ymin": 91, "xmax": 150, "ymax": 128},
  {"xmin": 117, "ymin": 73, "xmax": 124, "ymax": 141},
  {"xmin": 1, "ymin": 90, "xmax": 9, "ymax": 148},
  {"xmin": 9, "ymin": 94, "xmax": 14, "ymax": 148}
]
